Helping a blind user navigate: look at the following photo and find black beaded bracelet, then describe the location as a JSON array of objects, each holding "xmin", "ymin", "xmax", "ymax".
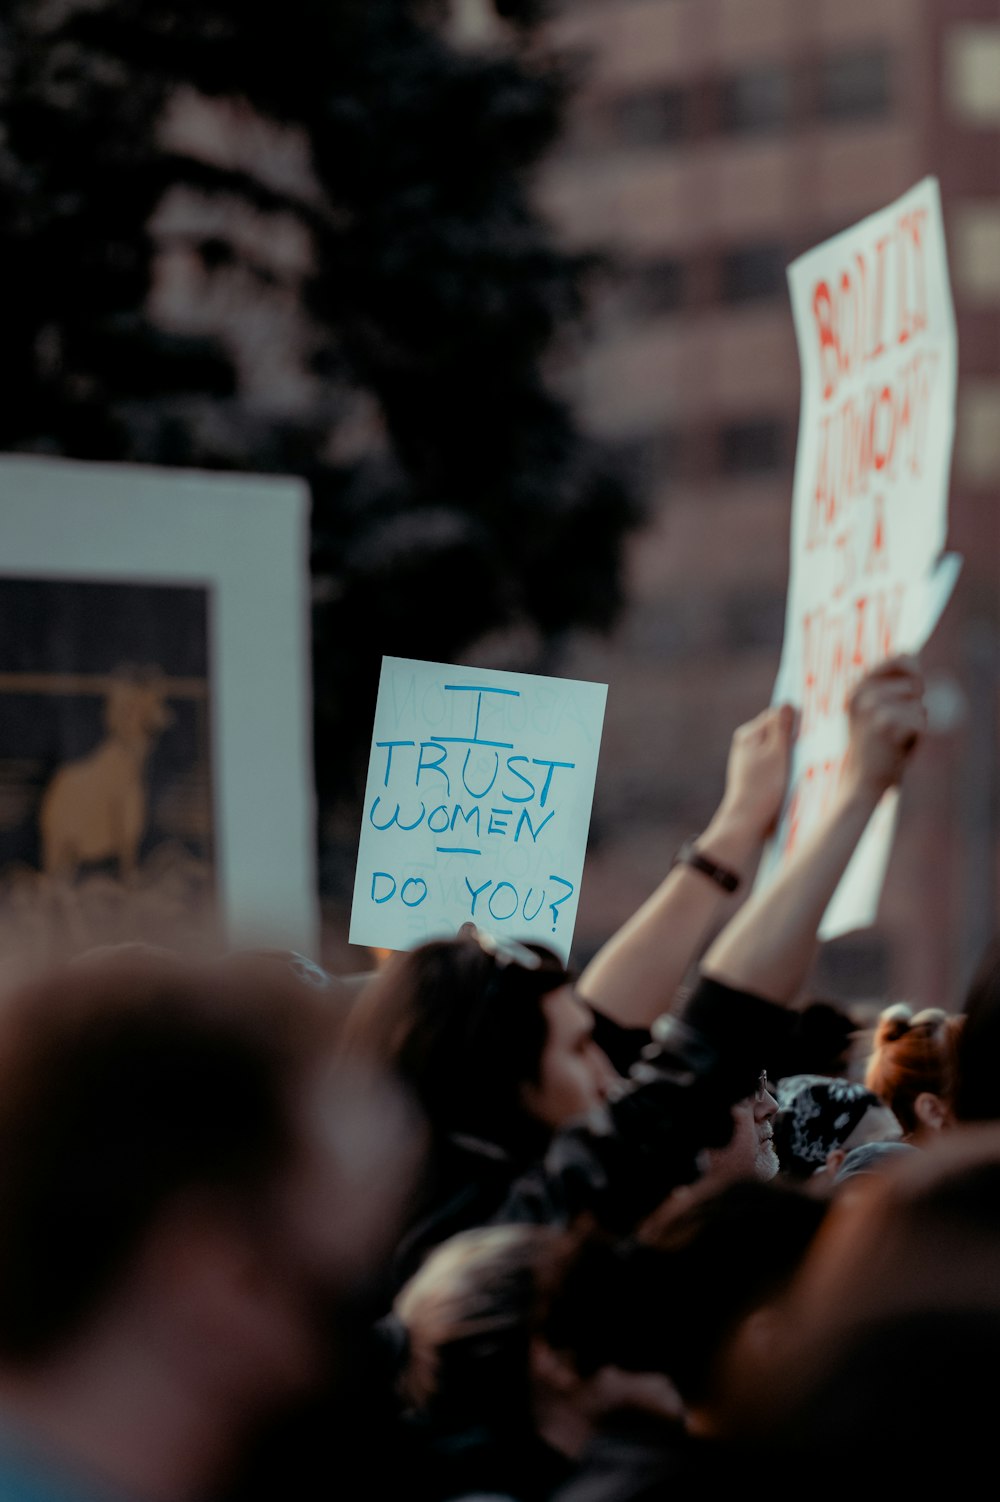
[{"xmin": 671, "ymin": 838, "xmax": 741, "ymax": 894}]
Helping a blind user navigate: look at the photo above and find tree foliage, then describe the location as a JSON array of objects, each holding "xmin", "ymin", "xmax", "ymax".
[{"xmin": 0, "ymin": 0, "xmax": 639, "ymax": 895}]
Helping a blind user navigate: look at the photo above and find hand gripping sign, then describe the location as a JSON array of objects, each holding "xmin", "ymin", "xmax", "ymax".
[
  {"xmin": 757, "ymin": 177, "xmax": 961, "ymax": 938},
  {"xmin": 350, "ymin": 656, "xmax": 608, "ymax": 962}
]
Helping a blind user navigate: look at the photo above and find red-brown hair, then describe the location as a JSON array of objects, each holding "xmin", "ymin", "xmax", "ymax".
[{"xmin": 864, "ymin": 1003, "xmax": 963, "ymax": 1136}]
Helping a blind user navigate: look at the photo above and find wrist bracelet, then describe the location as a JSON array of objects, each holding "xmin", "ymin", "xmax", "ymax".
[{"xmin": 671, "ymin": 838, "xmax": 741, "ymax": 894}]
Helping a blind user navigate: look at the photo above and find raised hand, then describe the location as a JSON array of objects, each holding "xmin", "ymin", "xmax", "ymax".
[
  {"xmin": 718, "ymin": 702, "xmax": 796, "ymax": 840},
  {"xmin": 843, "ymin": 655, "xmax": 926, "ymax": 798}
]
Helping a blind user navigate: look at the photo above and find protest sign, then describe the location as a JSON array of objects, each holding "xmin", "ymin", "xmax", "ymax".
[
  {"xmin": 757, "ymin": 177, "xmax": 960, "ymax": 938},
  {"xmin": 0, "ymin": 455, "xmax": 317, "ymax": 956},
  {"xmin": 350, "ymin": 656, "xmax": 607, "ymax": 962}
]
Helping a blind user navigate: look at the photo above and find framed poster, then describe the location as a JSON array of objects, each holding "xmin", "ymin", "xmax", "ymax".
[{"xmin": 0, "ymin": 455, "xmax": 317, "ymax": 959}]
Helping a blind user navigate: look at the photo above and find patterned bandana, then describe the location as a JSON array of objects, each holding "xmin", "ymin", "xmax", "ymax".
[{"xmin": 774, "ymin": 1073, "xmax": 885, "ymax": 1176}]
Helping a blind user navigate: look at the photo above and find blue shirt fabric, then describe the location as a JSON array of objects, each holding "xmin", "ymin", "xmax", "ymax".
[{"xmin": 0, "ymin": 1431, "xmax": 136, "ymax": 1502}]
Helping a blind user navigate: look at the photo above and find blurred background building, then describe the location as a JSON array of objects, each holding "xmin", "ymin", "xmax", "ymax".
[
  {"xmin": 527, "ymin": 0, "xmax": 1000, "ymax": 1010},
  {"xmin": 1, "ymin": 0, "xmax": 997, "ymax": 1010}
]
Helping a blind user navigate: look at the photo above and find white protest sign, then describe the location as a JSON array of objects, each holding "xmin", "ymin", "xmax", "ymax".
[
  {"xmin": 758, "ymin": 177, "xmax": 960, "ymax": 938},
  {"xmin": 350, "ymin": 656, "xmax": 607, "ymax": 961}
]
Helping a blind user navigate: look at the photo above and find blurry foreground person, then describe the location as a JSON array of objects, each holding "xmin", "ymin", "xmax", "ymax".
[
  {"xmin": 393, "ymin": 1182, "xmax": 828, "ymax": 1502},
  {"xmin": 395, "ymin": 1224, "xmax": 686, "ymax": 1502},
  {"xmin": 721, "ymin": 1125, "xmax": 1000, "ymax": 1485},
  {"xmin": 395, "ymin": 1225, "xmax": 614, "ymax": 1502},
  {"xmin": 954, "ymin": 936, "xmax": 1000, "ymax": 1122},
  {"xmin": 0, "ymin": 951, "xmax": 420, "ymax": 1502},
  {"xmin": 546, "ymin": 1181, "xmax": 828, "ymax": 1502}
]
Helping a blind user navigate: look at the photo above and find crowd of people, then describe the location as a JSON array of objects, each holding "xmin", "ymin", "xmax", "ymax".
[{"xmin": 0, "ymin": 653, "xmax": 997, "ymax": 1502}]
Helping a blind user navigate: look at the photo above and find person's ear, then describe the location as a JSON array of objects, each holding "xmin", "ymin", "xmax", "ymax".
[
  {"xmin": 824, "ymin": 1146, "xmax": 847, "ymax": 1175},
  {"xmin": 913, "ymin": 1091, "xmax": 952, "ymax": 1131}
]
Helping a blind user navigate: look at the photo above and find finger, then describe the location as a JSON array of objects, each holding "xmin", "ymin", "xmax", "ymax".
[
  {"xmin": 855, "ymin": 681, "xmax": 925, "ymax": 708},
  {"xmin": 873, "ymin": 703, "xmax": 926, "ymax": 747},
  {"xmin": 865, "ymin": 652, "xmax": 922, "ymax": 678},
  {"xmin": 756, "ymin": 703, "xmax": 796, "ymax": 740},
  {"xmin": 740, "ymin": 707, "xmax": 778, "ymax": 736},
  {"xmin": 850, "ymin": 675, "xmax": 925, "ymax": 711},
  {"xmin": 853, "ymin": 658, "xmax": 924, "ymax": 697}
]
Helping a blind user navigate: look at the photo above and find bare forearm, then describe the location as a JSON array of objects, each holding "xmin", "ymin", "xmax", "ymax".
[
  {"xmin": 701, "ymin": 782, "xmax": 881, "ymax": 1004},
  {"xmin": 577, "ymin": 810, "xmax": 768, "ymax": 1028}
]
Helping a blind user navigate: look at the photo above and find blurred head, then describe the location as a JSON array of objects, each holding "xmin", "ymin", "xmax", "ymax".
[
  {"xmin": 864, "ymin": 1003, "xmax": 963, "ymax": 1138},
  {"xmin": 955, "ymin": 938, "xmax": 1000, "ymax": 1122},
  {"xmin": 342, "ymin": 931, "xmax": 618, "ymax": 1149},
  {"xmin": 539, "ymin": 1182, "xmax": 828, "ymax": 1432},
  {"xmin": 773, "ymin": 1073, "xmax": 902, "ymax": 1182},
  {"xmin": 699, "ymin": 1072, "xmax": 780, "ymax": 1186},
  {"xmin": 0, "ymin": 951, "xmax": 418, "ymax": 1408},
  {"xmin": 395, "ymin": 1223, "xmax": 568, "ymax": 1433},
  {"xmin": 723, "ymin": 1124, "xmax": 1000, "ymax": 1465},
  {"xmin": 396, "ymin": 1223, "xmax": 680, "ymax": 1458}
]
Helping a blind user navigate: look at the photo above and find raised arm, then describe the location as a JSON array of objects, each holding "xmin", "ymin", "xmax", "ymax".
[
  {"xmin": 701, "ymin": 656, "xmax": 927, "ymax": 1004},
  {"xmin": 577, "ymin": 703, "xmax": 793, "ymax": 1029}
]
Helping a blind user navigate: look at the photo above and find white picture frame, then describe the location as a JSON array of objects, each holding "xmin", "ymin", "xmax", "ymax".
[{"xmin": 0, "ymin": 454, "xmax": 317, "ymax": 955}]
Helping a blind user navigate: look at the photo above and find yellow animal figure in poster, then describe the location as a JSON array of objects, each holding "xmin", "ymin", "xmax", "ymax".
[{"xmin": 40, "ymin": 671, "xmax": 173, "ymax": 880}]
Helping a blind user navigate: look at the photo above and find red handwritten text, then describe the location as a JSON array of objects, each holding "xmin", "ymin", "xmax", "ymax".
[
  {"xmin": 806, "ymin": 351, "xmax": 938, "ymax": 553},
  {"xmin": 812, "ymin": 207, "xmax": 929, "ymax": 403},
  {"xmin": 800, "ymin": 584, "xmax": 906, "ymax": 738}
]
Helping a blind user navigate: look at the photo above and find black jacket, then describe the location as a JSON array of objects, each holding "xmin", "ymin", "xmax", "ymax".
[{"xmin": 391, "ymin": 976, "xmax": 796, "ymax": 1290}]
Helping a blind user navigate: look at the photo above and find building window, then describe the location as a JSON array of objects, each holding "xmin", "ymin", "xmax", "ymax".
[
  {"xmin": 720, "ymin": 420, "xmax": 787, "ymax": 475},
  {"xmin": 721, "ymin": 244, "xmax": 788, "ymax": 304},
  {"xmin": 720, "ymin": 66, "xmax": 792, "ymax": 134},
  {"xmin": 819, "ymin": 51, "xmax": 891, "ymax": 122},
  {"xmin": 604, "ymin": 428, "xmax": 679, "ymax": 491},
  {"xmin": 958, "ymin": 383, "xmax": 1000, "ymax": 483},
  {"xmin": 953, "ymin": 203, "xmax": 1000, "ymax": 303},
  {"xmin": 945, "ymin": 25, "xmax": 1000, "ymax": 125},
  {"xmin": 611, "ymin": 85, "xmax": 687, "ymax": 147},
  {"xmin": 626, "ymin": 257, "xmax": 686, "ymax": 317},
  {"xmin": 722, "ymin": 589, "xmax": 786, "ymax": 652}
]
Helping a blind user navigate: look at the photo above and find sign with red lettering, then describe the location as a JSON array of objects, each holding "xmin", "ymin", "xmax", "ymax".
[{"xmin": 757, "ymin": 177, "xmax": 960, "ymax": 937}]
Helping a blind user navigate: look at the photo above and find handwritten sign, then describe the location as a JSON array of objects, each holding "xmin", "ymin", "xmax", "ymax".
[
  {"xmin": 350, "ymin": 657, "xmax": 607, "ymax": 961},
  {"xmin": 758, "ymin": 178, "xmax": 960, "ymax": 938}
]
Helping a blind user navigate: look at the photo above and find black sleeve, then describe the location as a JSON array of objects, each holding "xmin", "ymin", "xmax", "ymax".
[
  {"xmin": 589, "ymin": 1005, "xmax": 650, "ymax": 1077},
  {"xmin": 489, "ymin": 977, "xmax": 798, "ymax": 1237}
]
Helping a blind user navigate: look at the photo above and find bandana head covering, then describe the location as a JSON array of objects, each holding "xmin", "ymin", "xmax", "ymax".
[{"xmin": 774, "ymin": 1073, "xmax": 886, "ymax": 1177}]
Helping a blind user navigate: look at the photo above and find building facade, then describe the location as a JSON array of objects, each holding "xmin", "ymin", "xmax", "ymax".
[{"xmin": 538, "ymin": 0, "xmax": 1000, "ymax": 1010}]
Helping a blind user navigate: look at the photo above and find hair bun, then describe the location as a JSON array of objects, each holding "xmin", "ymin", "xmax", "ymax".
[{"xmin": 875, "ymin": 1002, "xmax": 914, "ymax": 1045}]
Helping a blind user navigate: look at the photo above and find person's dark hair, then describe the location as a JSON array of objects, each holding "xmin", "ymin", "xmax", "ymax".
[
  {"xmin": 955, "ymin": 937, "xmax": 1000, "ymax": 1122},
  {"xmin": 864, "ymin": 1003, "xmax": 962, "ymax": 1135},
  {"xmin": 394, "ymin": 1223, "xmax": 574, "ymax": 1431},
  {"xmin": 771, "ymin": 998, "xmax": 857, "ymax": 1080},
  {"xmin": 545, "ymin": 1182, "xmax": 827, "ymax": 1407},
  {"xmin": 341, "ymin": 934, "xmax": 572, "ymax": 1149},
  {"xmin": 732, "ymin": 1308, "xmax": 1000, "ymax": 1484},
  {"xmin": 725, "ymin": 1125, "xmax": 1000, "ymax": 1475},
  {"xmin": 0, "ymin": 950, "xmax": 341, "ymax": 1364}
]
